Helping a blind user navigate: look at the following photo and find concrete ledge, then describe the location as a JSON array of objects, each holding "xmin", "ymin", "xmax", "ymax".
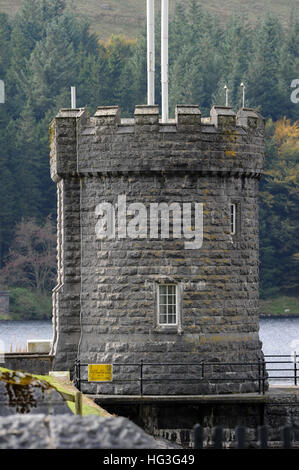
[
  {"xmin": 27, "ymin": 340, "xmax": 52, "ymax": 353},
  {"xmin": 3, "ymin": 353, "xmax": 54, "ymax": 375},
  {"xmin": 49, "ymin": 371, "xmax": 70, "ymax": 381},
  {"xmin": 90, "ymin": 386, "xmax": 299, "ymax": 406},
  {"xmin": 90, "ymin": 393, "xmax": 268, "ymax": 405}
]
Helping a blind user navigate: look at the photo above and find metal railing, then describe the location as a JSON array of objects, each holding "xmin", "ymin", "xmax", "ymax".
[
  {"xmin": 74, "ymin": 355, "xmax": 299, "ymax": 395},
  {"xmin": 74, "ymin": 358, "xmax": 267, "ymax": 394},
  {"xmin": 264, "ymin": 354, "xmax": 298, "ymax": 385}
]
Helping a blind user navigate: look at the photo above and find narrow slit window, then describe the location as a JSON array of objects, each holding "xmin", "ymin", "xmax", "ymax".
[
  {"xmin": 230, "ymin": 203, "xmax": 236, "ymax": 235},
  {"xmin": 158, "ymin": 284, "xmax": 177, "ymax": 325}
]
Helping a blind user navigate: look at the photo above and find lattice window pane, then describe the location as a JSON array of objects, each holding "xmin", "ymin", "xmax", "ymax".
[{"xmin": 158, "ymin": 284, "xmax": 177, "ymax": 325}]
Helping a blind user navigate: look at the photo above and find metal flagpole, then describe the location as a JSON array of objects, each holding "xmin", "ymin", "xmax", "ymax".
[
  {"xmin": 240, "ymin": 82, "xmax": 245, "ymax": 108},
  {"xmin": 161, "ymin": 0, "xmax": 169, "ymax": 123},
  {"xmin": 147, "ymin": 0, "xmax": 155, "ymax": 106},
  {"xmin": 71, "ymin": 86, "xmax": 76, "ymax": 109},
  {"xmin": 0, "ymin": 80, "xmax": 4, "ymax": 104},
  {"xmin": 224, "ymin": 85, "xmax": 229, "ymax": 107}
]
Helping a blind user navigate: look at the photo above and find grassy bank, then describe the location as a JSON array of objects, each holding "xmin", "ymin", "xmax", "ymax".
[
  {"xmin": 0, "ymin": 366, "xmax": 111, "ymax": 417},
  {"xmin": 0, "ymin": 313, "xmax": 10, "ymax": 320},
  {"xmin": 1, "ymin": 292, "xmax": 298, "ymax": 320},
  {"xmin": 0, "ymin": 287, "xmax": 51, "ymax": 321},
  {"xmin": 36, "ymin": 373, "xmax": 111, "ymax": 417},
  {"xmin": 259, "ymin": 296, "xmax": 299, "ymax": 316},
  {"xmin": 0, "ymin": 0, "xmax": 294, "ymax": 40}
]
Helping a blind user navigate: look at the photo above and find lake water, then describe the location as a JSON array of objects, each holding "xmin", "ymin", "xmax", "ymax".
[
  {"xmin": 0, "ymin": 317, "xmax": 299, "ymax": 383},
  {"xmin": 0, "ymin": 320, "xmax": 53, "ymax": 352},
  {"xmin": 259, "ymin": 316, "xmax": 299, "ymax": 384}
]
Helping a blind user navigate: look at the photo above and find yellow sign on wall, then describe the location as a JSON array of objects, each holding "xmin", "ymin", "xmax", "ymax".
[{"xmin": 88, "ymin": 364, "xmax": 113, "ymax": 382}]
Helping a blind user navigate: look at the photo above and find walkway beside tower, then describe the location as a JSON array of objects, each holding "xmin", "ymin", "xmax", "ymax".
[{"xmin": 90, "ymin": 385, "xmax": 299, "ymax": 448}]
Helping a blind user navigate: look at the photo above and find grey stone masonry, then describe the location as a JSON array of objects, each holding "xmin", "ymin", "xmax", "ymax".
[
  {"xmin": 49, "ymin": 104, "xmax": 265, "ymax": 395},
  {"xmin": 0, "ymin": 414, "xmax": 175, "ymax": 449}
]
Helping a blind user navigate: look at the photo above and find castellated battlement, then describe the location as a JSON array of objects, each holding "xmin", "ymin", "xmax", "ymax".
[
  {"xmin": 50, "ymin": 103, "xmax": 266, "ymax": 396},
  {"xmin": 50, "ymin": 104, "xmax": 265, "ymax": 183}
]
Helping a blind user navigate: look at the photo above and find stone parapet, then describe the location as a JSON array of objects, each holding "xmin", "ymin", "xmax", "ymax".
[{"xmin": 50, "ymin": 104, "xmax": 265, "ymax": 181}]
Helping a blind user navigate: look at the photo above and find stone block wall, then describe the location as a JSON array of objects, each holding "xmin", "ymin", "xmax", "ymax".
[
  {"xmin": 3, "ymin": 354, "xmax": 54, "ymax": 375},
  {"xmin": 50, "ymin": 104, "xmax": 265, "ymax": 394}
]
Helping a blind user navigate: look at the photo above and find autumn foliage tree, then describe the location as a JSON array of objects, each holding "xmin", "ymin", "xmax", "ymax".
[
  {"xmin": 259, "ymin": 118, "xmax": 299, "ymax": 297},
  {"xmin": 0, "ymin": 217, "xmax": 56, "ymax": 293}
]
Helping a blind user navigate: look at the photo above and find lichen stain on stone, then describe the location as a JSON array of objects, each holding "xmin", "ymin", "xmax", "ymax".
[
  {"xmin": 225, "ymin": 149, "xmax": 237, "ymax": 157},
  {"xmin": 223, "ymin": 129, "xmax": 238, "ymax": 157},
  {"xmin": 5, "ymin": 381, "xmax": 37, "ymax": 414},
  {"xmin": 1, "ymin": 370, "xmax": 51, "ymax": 414}
]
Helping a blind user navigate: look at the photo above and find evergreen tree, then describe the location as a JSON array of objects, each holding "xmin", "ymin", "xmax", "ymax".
[
  {"xmin": 217, "ymin": 16, "xmax": 251, "ymax": 108},
  {"xmin": 246, "ymin": 15, "xmax": 285, "ymax": 119},
  {"xmin": 259, "ymin": 118, "xmax": 299, "ymax": 296},
  {"xmin": 25, "ymin": 19, "xmax": 78, "ymax": 118},
  {"xmin": 124, "ymin": 32, "xmax": 147, "ymax": 109},
  {"xmin": 76, "ymin": 46, "xmax": 109, "ymax": 112},
  {"xmin": 0, "ymin": 13, "xmax": 11, "ymax": 78},
  {"xmin": 0, "ymin": 0, "xmax": 297, "ymax": 301},
  {"xmin": 169, "ymin": 4, "xmax": 222, "ymax": 115},
  {"xmin": 278, "ymin": 14, "xmax": 299, "ymax": 121}
]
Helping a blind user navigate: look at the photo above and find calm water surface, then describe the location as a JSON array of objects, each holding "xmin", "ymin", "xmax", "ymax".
[
  {"xmin": 0, "ymin": 317, "xmax": 299, "ymax": 383},
  {"xmin": 259, "ymin": 317, "xmax": 299, "ymax": 384},
  {"xmin": 259, "ymin": 316, "xmax": 299, "ymax": 356},
  {"xmin": 0, "ymin": 320, "xmax": 53, "ymax": 352}
]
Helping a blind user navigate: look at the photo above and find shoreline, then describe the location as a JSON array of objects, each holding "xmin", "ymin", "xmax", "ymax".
[
  {"xmin": 259, "ymin": 313, "xmax": 299, "ymax": 318},
  {"xmin": 0, "ymin": 317, "xmax": 51, "ymax": 322}
]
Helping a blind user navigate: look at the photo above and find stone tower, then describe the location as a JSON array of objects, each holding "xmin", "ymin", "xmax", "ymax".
[{"xmin": 49, "ymin": 104, "xmax": 265, "ymax": 394}]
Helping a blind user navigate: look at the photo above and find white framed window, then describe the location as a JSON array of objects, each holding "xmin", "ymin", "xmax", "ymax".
[
  {"xmin": 158, "ymin": 284, "xmax": 178, "ymax": 325},
  {"xmin": 230, "ymin": 203, "xmax": 236, "ymax": 235}
]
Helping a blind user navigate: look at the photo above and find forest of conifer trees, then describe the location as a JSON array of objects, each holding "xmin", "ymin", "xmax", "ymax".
[{"xmin": 0, "ymin": 0, "xmax": 298, "ymax": 317}]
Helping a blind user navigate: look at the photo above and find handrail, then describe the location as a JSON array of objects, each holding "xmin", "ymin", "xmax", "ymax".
[
  {"xmin": 74, "ymin": 355, "xmax": 299, "ymax": 395},
  {"xmin": 60, "ymin": 390, "xmax": 82, "ymax": 415}
]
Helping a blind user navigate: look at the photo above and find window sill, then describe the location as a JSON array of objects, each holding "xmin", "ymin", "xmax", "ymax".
[{"xmin": 153, "ymin": 326, "xmax": 183, "ymax": 335}]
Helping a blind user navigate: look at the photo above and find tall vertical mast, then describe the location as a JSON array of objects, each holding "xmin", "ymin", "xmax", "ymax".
[
  {"xmin": 147, "ymin": 0, "xmax": 155, "ymax": 106},
  {"xmin": 224, "ymin": 85, "xmax": 229, "ymax": 107},
  {"xmin": 0, "ymin": 80, "xmax": 4, "ymax": 104},
  {"xmin": 71, "ymin": 86, "xmax": 76, "ymax": 109},
  {"xmin": 241, "ymin": 82, "xmax": 246, "ymax": 108},
  {"xmin": 161, "ymin": 0, "xmax": 169, "ymax": 123}
]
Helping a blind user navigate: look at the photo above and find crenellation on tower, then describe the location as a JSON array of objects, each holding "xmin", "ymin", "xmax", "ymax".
[
  {"xmin": 210, "ymin": 105, "xmax": 236, "ymax": 128},
  {"xmin": 93, "ymin": 105, "xmax": 121, "ymax": 126},
  {"xmin": 175, "ymin": 104, "xmax": 201, "ymax": 132},
  {"xmin": 50, "ymin": 104, "xmax": 264, "ymax": 181},
  {"xmin": 236, "ymin": 107, "xmax": 263, "ymax": 129}
]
